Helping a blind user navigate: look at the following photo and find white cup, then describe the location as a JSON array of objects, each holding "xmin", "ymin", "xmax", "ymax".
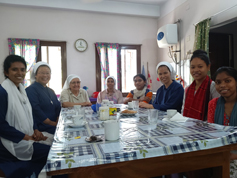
[
  {"xmin": 102, "ymin": 99, "xmax": 109, "ymax": 104},
  {"xmin": 167, "ymin": 109, "xmax": 177, "ymax": 118},
  {"xmin": 72, "ymin": 115, "xmax": 84, "ymax": 126},
  {"xmin": 128, "ymin": 102, "xmax": 133, "ymax": 108},
  {"xmin": 104, "ymin": 120, "xmax": 120, "ymax": 141}
]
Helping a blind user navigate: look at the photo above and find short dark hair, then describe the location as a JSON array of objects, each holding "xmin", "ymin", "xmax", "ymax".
[
  {"xmin": 3, "ymin": 55, "xmax": 27, "ymax": 78},
  {"xmin": 190, "ymin": 49, "xmax": 210, "ymax": 66},
  {"xmin": 213, "ymin": 66, "xmax": 237, "ymax": 81},
  {"xmin": 133, "ymin": 74, "xmax": 147, "ymax": 82}
]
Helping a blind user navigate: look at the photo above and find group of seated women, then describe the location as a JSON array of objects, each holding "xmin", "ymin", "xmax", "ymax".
[{"xmin": 1, "ymin": 48, "xmax": 237, "ymax": 177}]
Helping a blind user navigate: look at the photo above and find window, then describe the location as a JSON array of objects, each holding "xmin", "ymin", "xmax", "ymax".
[
  {"xmin": 15, "ymin": 44, "xmax": 37, "ymax": 87},
  {"xmin": 38, "ymin": 41, "xmax": 67, "ymax": 95},
  {"xmin": 121, "ymin": 45, "xmax": 141, "ymax": 93},
  {"xmin": 95, "ymin": 44, "xmax": 141, "ymax": 95},
  {"xmin": 8, "ymin": 38, "xmax": 40, "ymax": 88}
]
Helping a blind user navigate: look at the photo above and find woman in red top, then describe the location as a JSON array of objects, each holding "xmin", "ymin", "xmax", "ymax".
[
  {"xmin": 208, "ymin": 67, "xmax": 237, "ymax": 178},
  {"xmin": 208, "ymin": 66, "xmax": 237, "ymax": 126},
  {"xmin": 182, "ymin": 49, "xmax": 219, "ymax": 121}
]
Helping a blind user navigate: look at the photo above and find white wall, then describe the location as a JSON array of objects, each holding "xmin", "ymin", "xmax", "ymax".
[
  {"xmin": 0, "ymin": 4, "xmax": 159, "ymax": 95},
  {"xmin": 157, "ymin": 0, "xmax": 237, "ymax": 85}
]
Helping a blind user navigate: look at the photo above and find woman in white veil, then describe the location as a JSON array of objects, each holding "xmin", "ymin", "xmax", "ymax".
[
  {"xmin": 139, "ymin": 61, "xmax": 184, "ymax": 113},
  {"xmin": 97, "ymin": 76, "xmax": 123, "ymax": 104},
  {"xmin": 60, "ymin": 74, "xmax": 91, "ymax": 108},
  {"xmin": 26, "ymin": 61, "xmax": 61, "ymax": 134}
]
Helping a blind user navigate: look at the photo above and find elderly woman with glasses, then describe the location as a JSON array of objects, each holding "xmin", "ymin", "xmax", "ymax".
[
  {"xmin": 60, "ymin": 74, "xmax": 92, "ymax": 108},
  {"xmin": 26, "ymin": 62, "xmax": 61, "ymax": 134}
]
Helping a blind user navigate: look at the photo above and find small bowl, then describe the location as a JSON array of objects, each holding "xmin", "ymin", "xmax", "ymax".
[{"xmin": 67, "ymin": 121, "xmax": 86, "ymax": 128}]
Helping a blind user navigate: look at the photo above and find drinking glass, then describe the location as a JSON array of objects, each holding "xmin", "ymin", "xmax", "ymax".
[
  {"xmin": 78, "ymin": 107, "xmax": 85, "ymax": 117},
  {"xmin": 96, "ymin": 103, "xmax": 100, "ymax": 112},
  {"xmin": 132, "ymin": 100, "xmax": 139, "ymax": 111},
  {"xmin": 73, "ymin": 105, "xmax": 81, "ymax": 114},
  {"xmin": 148, "ymin": 109, "xmax": 158, "ymax": 130}
]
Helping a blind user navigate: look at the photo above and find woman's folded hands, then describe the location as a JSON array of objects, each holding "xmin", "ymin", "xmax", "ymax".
[
  {"xmin": 23, "ymin": 130, "xmax": 48, "ymax": 141},
  {"xmin": 33, "ymin": 129, "xmax": 48, "ymax": 141}
]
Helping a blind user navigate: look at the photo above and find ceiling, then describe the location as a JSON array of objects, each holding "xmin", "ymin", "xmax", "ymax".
[
  {"xmin": 0, "ymin": 0, "xmax": 170, "ymax": 17},
  {"xmin": 104, "ymin": 0, "xmax": 168, "ymax": 5}
]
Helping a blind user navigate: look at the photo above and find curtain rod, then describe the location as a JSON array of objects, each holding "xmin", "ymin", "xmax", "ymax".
[{"xmin": 194, "ymin": 4, "xmax": 237, "ymax": 26}]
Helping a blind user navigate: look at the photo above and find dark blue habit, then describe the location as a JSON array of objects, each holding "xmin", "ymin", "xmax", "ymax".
[
  {"xmin": 0, "ymin": 85, "xmax": 50, "ymax": 178},
  {"xmin": 153, "ymin": 80, "xmax": 184, "ymax": 113},
  {"xmin": 26, "ymin": 82, "xmax": 61, "ymax": 134}
]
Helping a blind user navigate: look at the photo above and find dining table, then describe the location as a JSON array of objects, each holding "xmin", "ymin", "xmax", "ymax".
[{"xmin": 45, "ymin": 104, "xmax": 237, "ymax": 178}]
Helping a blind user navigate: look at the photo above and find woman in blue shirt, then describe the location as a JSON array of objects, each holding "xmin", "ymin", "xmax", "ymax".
[
  {"xmin": 26, "ymin": 62, "xmax": 61, "ymax": 134},
  {"xmin": 0, "ymin": 55, "xmax": 49, "ymax": 178},
  {"xmin": 139, "ymin": 62, "xmax": 184, "ymax": 113}
]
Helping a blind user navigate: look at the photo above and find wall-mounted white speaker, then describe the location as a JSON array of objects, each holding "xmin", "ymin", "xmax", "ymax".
[{"xmin": 157, "ymin": 24, "xmax": 178, "ymax": 48}]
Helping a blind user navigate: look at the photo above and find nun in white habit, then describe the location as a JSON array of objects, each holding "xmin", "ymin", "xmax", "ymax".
[
  {"xmin": 139, "ymin": 61, "xmax": 184, "ymax": 113},
  {"xmin": 26, "ymin": 61, "xmax": 61, "ymax": 134},
  {"xmin": 60, "ymin": 74, "xmax": 91, "ymax": 108}
]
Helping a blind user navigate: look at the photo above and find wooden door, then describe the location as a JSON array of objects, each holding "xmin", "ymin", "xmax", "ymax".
[{"xmin": 209, "ymin": 33, "xmax": 234, "ymax": 79}]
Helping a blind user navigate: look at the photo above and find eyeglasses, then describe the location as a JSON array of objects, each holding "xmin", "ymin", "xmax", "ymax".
[
  {"xmin": 70, "ymin": 81, "xmax": 80, "ymax": 85},
  {"xmin": 38, "ymin": 72, "xmax": 51, "ymax": 76}
]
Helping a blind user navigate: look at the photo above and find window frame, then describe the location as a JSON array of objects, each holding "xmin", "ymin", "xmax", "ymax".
[
  {"xmin": 38, "ymin": 41, "xmax": 67, "ymax": 88},
  {"xmin": 95, "ymin": 44, "xmax": 141, "ymax": 96}
]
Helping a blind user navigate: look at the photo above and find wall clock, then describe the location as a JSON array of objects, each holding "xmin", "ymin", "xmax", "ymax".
[{"xmin": 75, "ymin": 39, "xmax": 88, "ymax": 52}]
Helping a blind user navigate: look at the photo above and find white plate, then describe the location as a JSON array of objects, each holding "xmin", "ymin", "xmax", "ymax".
[{"xmin": 67, "ymin": 121, "xmax": 86, "ymax": 128}]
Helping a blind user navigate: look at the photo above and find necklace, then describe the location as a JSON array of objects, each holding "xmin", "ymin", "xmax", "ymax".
[
  {"xmin": 224, "ymin": 113, "xmax": 230, "ymax": 126},
  {"xmin": 42, "ymin": 87, "xmax": 54, "ymax": 105}
]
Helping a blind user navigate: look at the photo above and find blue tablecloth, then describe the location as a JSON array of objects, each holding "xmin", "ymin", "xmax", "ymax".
[{"xmin": 45, "ymin": 104, "xmax": 237, "ymax": 173}]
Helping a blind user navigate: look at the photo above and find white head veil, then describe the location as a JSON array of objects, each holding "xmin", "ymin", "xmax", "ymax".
[
  {"xmin": 62, "ymin": 74, "xmax": 81, "ymax": 90},
  {"xmin": 105, "ymin": 76, "xmax": 116, "ymax": 89},
  {"xmin": 156, "ymin": 61, "xmax": 176, "ymax": 80},
  {"xmin": 30, "ymin": 61, "xmax": 51, "ymax": 83}
]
